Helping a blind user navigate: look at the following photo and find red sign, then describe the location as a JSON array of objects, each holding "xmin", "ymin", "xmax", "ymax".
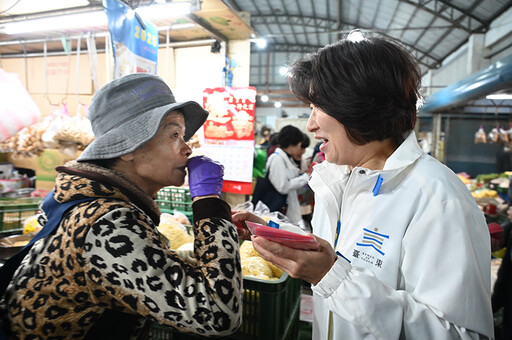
[
  {"xmin": 222, "ymin": 180, "xmax": 253, "ymax": 195},
  {"xmin": 202, "ymin": 87, "xmax": 256, "ymax": 195},
  {"xmin": 202, "ymin": 87, "xmax": 256, "ymax": 140}
]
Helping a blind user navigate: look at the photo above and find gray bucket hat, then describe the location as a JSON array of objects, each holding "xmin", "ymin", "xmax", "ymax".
[{"xmin": 77, "ymin": 73, "xmax": 208, "ymax": 162}]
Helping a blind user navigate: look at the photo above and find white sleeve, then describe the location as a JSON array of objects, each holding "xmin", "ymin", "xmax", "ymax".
[
  {"xmin": 268, "ymin": 156, "xmax": 308, "ymax": 194},
  {"xmin": 312, "ymin": 199, "xmax": 493, "ymax": 339}
]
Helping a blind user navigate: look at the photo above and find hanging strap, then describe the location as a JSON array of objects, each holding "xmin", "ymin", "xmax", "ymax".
[{"xmin": 0, "ymin": 192, "xmax": 94, "ymax": 298}]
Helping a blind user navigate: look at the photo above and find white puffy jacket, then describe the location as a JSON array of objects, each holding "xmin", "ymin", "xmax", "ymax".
[
  {"xmin": 266, "ymin": 148, "xmax": 309, "ymax": 224},
  {"xmin": 308, "ymin": 131, "xmax": 494, "ymax": 339}
]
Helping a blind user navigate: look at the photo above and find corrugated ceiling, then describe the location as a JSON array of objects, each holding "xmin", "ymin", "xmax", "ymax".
[{"xmin": 1, "ymin": 0, "xmax": 511, "ymax": 108}]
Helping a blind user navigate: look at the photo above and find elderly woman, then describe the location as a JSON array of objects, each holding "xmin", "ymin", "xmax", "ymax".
[
  {"xmin": 235, "ymin": 33, "xmax": 493, "ymax": 339},
  {"xmin": 0, "ymin": 73, "xmax": 242, "ymax": 339}
]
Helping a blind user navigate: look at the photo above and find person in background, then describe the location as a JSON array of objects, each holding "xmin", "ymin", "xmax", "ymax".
[
  {"xmin": 492, "ymin": 205, "xmax": 512, "ymax": 339},
  {"xmin": 292, "ymin": 133, "xmax": 314, "ymax": 230},
  {"xmin": 258, "ymin": 125, "xmax": 273, "ymax": 148},
  {"xmin": 0, "ymin": 73, "xmax": 242, "ymax": 339},
  {"xmin": 235, "ymin": 32, "xmax": 493, "ymax": 339},
  {"xmin": 265, "ymin": 125, "xmax": 309, "ymax": 228},
  {"xmin": 310, "ymin": 141, "xmax": 322, "ymax": 164},
  {"xmin": 293, "ymin": 133, "xmax": 311, "ymax": 172},
  {"xmin": 493, "ymin": 181, "xmax": 512, "ymax": 339},
  {"xmin": 266, "ymin": 132, "xmax": 280, "ymax": 157}
]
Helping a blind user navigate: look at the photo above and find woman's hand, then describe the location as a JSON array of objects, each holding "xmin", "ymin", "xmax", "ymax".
[
  {"xmin": 231, "ymin": 210, "xmax": 266, "ymax": 240},
  {"xmin": 187, "ymin": 156, "xmax": 224, "ymax": 200},
  {"xmin": 251, "ymin": 235, "xmax": 337, "ymax": 285}
]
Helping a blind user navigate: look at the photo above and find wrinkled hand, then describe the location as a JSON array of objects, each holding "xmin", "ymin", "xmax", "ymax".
[
  {"xmin": 187, "ymin": 156, "xmax": 224, "ymax": 198},
  {"xmin": 251, "ymin": 235, "xmax": 337, "ymax": 285},
  {"xmin": 231, "ymin": 210, "xmax": 267, "ymax": 240}
]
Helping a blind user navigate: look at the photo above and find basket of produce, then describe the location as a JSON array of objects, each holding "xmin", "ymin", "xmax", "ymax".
[{"xmin": 0, "ymin": 197, "xmax": 42, "ymax": 234}]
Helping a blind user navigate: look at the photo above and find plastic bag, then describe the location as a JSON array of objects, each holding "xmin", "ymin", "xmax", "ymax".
[
  {"xmin": 0, "ymin": 69, "xmax": 42, "ymax": 143},
  {"xmin": 488, "ymin": 127, "xmax": 499, "ymax": 143},
  {"xmin": 233, "ymin": 200, "xmax": 290, "ymax": 225},
  {"xmin": 474, "ymin": 125, "xmax": 486, "ymax": 144}
]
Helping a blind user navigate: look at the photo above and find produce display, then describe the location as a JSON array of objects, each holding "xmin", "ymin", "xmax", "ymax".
[
  {"xmin": 0, "ymin": 113, "xmax": 94, "ymax": 158},
  {"xmin": 240, "ymin": 240, "xmax": 284, "ymax": 280},
  {"xmin": 157, "ymin": 213, "xmax": 193, "ymax": 250},
  {"xmin": 22, "ymin": 215, "xmax": 42, "ymax": 235},
  {"xmin": 459, "ymin": 172, "xmax": 512, "ymax": 225}
]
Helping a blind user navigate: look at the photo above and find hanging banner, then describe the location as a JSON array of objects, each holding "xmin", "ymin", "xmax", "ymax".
[
  {"xmin": 104, "ymin": 0, "xmax": 159, "ymax": 78},
  {"xmin": 201, "ymin": 87, "xmax": 257, "ymax": 194}
]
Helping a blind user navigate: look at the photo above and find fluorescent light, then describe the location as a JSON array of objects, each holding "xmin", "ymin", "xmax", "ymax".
[
  {"xmin": 1, "ymin": 2, "xmax": 193, "ymax": 35},
  {"xmin": 274, "ymin": 102, "xmax": 282, "ymax": 108},
  {"xmin": 2, "ymin": 10, "xmax": 107, "ymax": 35},
  {"xmin": 486, "ymin": 93, "xmax": 512, "ymax": 100},
  {"xmin": 261, "ymin": 95, "xmax": 269, "ymax": 102}
]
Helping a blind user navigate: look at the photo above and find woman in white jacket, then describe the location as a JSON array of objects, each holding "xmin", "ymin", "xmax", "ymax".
[
  {"xmin": 236, "ymin": 31, "xmax": 494, "ymax": 339},
  {"xmin": 265, "ymin": 125, "xmax": 309, "ymax": 226}
]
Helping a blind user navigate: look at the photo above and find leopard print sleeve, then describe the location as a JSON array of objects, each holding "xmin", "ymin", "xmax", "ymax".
[{"xmin": 82, "ymin": 198, "xmax": 242, "ymax": 337}]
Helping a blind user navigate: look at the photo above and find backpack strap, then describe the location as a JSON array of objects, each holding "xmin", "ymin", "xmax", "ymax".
[{"xmin": 0, "ymin": 191, "xmax": 95, "ymax": 298}]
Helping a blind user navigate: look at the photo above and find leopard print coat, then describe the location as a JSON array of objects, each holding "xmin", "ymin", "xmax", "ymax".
[{"xmin": 0, "ymin": 161, "xmax": 242, "ymax": 339}]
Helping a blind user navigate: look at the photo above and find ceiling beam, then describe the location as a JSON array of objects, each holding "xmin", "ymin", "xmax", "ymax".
[
  {"xmin": 220, "ymin": 0, "xmax": 242, "ymax": 12},
  {"xmin": 399, "ymin": 0, "xmax": 474, "ymax": 33},
  {"xmin": 251, "ymin": 43, "xmax": 322, "ymax": 53},
  {"xmin": 251, "ymin": 15, "xmax": 337, "ymax": 30},
  {"xmin": 434, "ymin": 0, "xmax": 487, "ymax": 27},
  {"xmin": 185, "ymin": 14, "xmax": 228, "ymax": 42}
]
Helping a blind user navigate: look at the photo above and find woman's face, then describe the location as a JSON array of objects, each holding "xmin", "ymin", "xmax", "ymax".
[
  {"xmin": 128, "ymin": 111, "xmax": 192, "ymax": 193},
  {"xmin": 306, "ymin": 104, "xmax": 360, "ymax": 166},
  {"xmin": 287, "ymin": 143, "xmax": 304, "ymax": 161}
]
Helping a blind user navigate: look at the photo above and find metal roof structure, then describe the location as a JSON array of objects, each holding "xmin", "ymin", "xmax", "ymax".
[
  {"xmin": 226, "ymin": 0, "xmax": 512, "ymax": 106},
  {"xmin": 1, "ymin": 0, "xmax": 512, "ymax": 108}
]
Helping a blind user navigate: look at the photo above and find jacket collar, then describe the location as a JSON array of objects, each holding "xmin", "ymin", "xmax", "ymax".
[
  {"xmin": 268, "ymin": 147, "xmax": 297, "ymax": 169},
  {"xmin": 309, "ymin": 131, "xmax": 424, "ymax": 229},
  {"xmin": 383, "ymin": 131, "xmax": 423, "ymax": 171},
  {"xmin": 55, "ymin": 161, "xmax": 161, "ymax": 224}
]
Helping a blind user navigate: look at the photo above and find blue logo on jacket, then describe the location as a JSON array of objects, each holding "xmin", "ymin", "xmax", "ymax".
[{"xmin": 356, "ymin": 228, "xmax": 389, "ymax": 255}]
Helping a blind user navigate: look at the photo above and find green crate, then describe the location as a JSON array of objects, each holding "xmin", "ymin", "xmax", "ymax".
[
  {"xmin": 156, "ymin": 187, "xmax": 193, "ymax": 214},
  {"xmin": 239, "ymin": 273, "xmax": 301, "ymax": 340},
  {"xmin": 0, "ymin": 197, "xmax": 42, "ymax": 234},
  {"xmin": 149, "ymin": 273, "xmax": 301, "ymax": 340}
]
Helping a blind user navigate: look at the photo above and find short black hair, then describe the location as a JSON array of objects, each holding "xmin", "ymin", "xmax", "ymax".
[
  {"xmin": 278, "ymin": 125, "xmax": 304, "ymax": 148},
  {"xmin": 269, "ymin": 133, "xmax": 279, "ymax": 146},
  {"xmin": 301, "ymin": 133, "xmax": 310, "ymax": 149},
  {"xmin": 288, "ymin": 34, "xmax": 421, "ymax": 145}
]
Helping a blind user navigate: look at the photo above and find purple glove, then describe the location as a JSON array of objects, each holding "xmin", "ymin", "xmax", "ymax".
[{"xmin": 187, "ymin": 156, "xmax": 224, "ymax": 198}]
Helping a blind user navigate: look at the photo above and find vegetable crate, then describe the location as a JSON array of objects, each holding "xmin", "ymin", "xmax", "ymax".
[
  {"xmin": 149, "ymin": 273, "xmax": 301, "ymax": 340},
  {"xmin": 156, "ymin": 186, "xmax": 193, "ymax": 220},
  {"xmin": 0, "ymin": 198, "xmax": 42, "ymax": 235}
]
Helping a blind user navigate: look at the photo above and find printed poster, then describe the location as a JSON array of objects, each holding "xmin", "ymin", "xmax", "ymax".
[{"xmin": 202, "ymin": 87, "xmax": 256, "ymax": 194}]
